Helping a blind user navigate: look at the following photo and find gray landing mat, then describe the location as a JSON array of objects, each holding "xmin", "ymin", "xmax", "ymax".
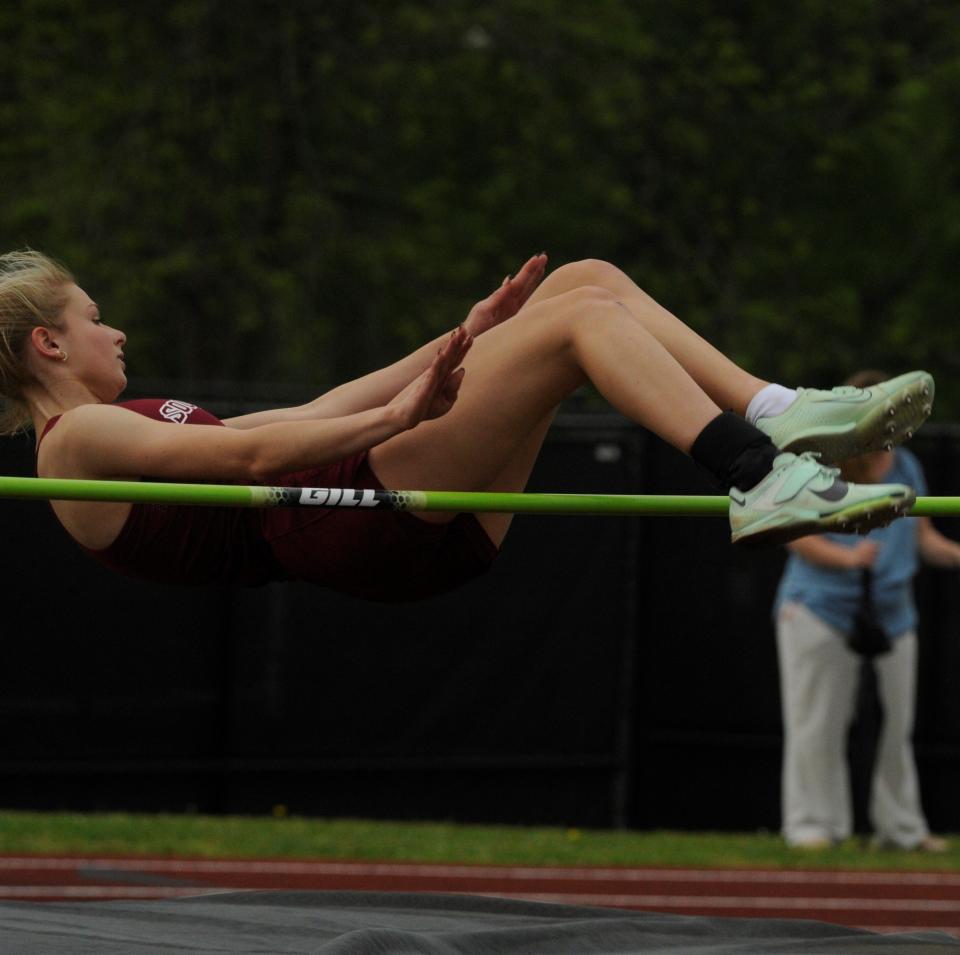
[{"xmin": 1, "ymin": 891, "xmax": 959, "ymax": 955}]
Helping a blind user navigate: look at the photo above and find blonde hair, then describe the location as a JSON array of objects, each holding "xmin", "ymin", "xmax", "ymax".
[{"xmin": 0, "ymin": 250, "xmax": 75, "ymax": 435}]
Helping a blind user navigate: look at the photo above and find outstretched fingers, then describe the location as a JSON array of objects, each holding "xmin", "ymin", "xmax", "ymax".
[
  {"xmin": 390, "ymin": 326, "xmax": 472, "ymax": 428},
  {"xmin": 493, "ymin": 253, "xmax": 548, "ymax": 317},
  {"xmin": 463, "ymin": 253, "xmax": 549, "ymax": 336},
  {"xmin": 510, "ymin": 252, "xmax": 548, "ymax": 307},
  {"xmin": 441, "ymin": 323, "xmax": 473, "ymax": 368},
  {"xmin": 428, "ymin": 326, "xmax": 472, "ymax": 416},
  {"xmin": 439, "ymin": 365, "xmax": 467, "ymax": 406}
]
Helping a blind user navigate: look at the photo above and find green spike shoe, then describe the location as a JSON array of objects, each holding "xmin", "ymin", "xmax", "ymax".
[
  {"xmin": 755, "ymin": 371, "xmax": 934, "ymax": 464},
  {"xmin": 730, "ymin": 452, "xmax": 915, "ymax": 547}
]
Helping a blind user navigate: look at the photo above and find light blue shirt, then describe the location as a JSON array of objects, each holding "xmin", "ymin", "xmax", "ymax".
[{"xmin": 774, "ymin": 448, "xmax": 926, "ymax": 640}]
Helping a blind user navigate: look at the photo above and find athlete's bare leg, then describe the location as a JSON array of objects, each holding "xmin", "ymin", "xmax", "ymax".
[
  {"xmin": 370, "ymin": 285, "xmax": 722, "ymax": 545},
  {"xmin": 523, "ymin": 259, "xmax": 768, "ymax": 415}
]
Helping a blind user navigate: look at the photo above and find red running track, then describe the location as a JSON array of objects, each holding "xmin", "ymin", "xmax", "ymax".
[{"xmin": 1, "ymin": 855, "xmax": 959, "ymax": 937}]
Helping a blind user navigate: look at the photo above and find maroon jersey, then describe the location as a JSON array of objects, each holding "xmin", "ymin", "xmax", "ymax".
[
  {"xmin": 39, "ymin": 399, "xmax": 283, "ymax": 587},
  {"xmin": 39, "ymin": 399, "xmax": 497, "ymax": 600}
]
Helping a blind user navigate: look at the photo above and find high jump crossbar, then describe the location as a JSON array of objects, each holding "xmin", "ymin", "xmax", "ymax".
[{"xmin": 1, "ymin": 476, "xmax": 959, "ymax": 517}]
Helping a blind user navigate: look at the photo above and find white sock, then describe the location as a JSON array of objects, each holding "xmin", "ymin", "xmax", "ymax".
[{"xmin": 745, "ymin": 384, "xmax": 798, "ymax": 424}]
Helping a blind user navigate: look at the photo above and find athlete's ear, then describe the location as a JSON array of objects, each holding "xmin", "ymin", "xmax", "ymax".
[{"xmin": 29, "ymin": 326, "xmax": 62, "ymax": 361}]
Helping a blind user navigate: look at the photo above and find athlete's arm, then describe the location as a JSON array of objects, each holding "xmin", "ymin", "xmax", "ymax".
[
  {"xmin": 45, "ymin": 331, "xmax": 469, "ymax": 483},
  {"xmin": 223, "ymin": 330, "xmax": 459, "ymax": 429},
  {"xmin": 222, "ymin": 256, "xmax": 545, "ymax": 430}
]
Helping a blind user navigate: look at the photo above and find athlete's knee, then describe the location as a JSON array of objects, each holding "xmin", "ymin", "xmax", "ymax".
[
  {"xmin": 546, "ymin": 284, "xmax": 622, "ymax": 332},
  {"xmin": 542, "ymin": 285, "xmax": 629, "ymax": 359},
  {"xmin": 517, "ymin": 285, "xmax": 621, "ymax": 365},
  {"xmin": 566, "ymin": 282, "xmax": 621, "ymax": 305},
  {"xmin": 551, "ymin": 258, "xmax": 631, "ymax": 293}
]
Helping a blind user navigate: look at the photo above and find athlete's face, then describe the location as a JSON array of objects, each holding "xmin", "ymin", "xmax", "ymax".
[{"xmin": 55, "ymin": 284, "xmax": 127, "ymax": 401}]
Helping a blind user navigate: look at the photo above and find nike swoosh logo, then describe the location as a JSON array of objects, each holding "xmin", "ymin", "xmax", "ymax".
[{"xmin": 811, "ymin": 480, "xmax": 849, "ymax": 502}]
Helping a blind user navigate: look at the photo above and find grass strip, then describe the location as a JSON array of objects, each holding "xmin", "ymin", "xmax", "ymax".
[{"xmin": 1, "ymin": 811, "xmax": 958, "ymax": 870}]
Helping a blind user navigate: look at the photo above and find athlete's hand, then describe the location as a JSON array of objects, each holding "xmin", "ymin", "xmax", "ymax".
[
  {"xmin": 462, "ymin": 253, "xmax": 548, "ymax": 337},
  {"xmin": 388, "ymin": 325, "xmax": 472, "ymax": 430}
]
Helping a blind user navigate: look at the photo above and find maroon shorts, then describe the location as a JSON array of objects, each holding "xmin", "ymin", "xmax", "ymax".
[{"xmin": 260, "ymin": 452, "xmax": 499, "ymax": 602}]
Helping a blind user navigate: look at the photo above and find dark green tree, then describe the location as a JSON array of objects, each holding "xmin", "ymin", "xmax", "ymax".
[{"xmin": 1, "ymin": 0, "xmax": 958, "ymax": 412}]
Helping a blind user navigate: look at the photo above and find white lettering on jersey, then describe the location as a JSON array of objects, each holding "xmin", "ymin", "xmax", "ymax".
[{"xmin": 159, "ymin": 399, "xmax": 198, "ymax": 424}]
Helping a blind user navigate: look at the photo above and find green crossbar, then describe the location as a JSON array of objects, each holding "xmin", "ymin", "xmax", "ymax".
[{"xmin": 1, "ymin": 475, "xmax": 959, "ymax": 516}]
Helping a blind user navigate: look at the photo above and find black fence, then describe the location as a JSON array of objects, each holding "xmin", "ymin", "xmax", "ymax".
[{"xmin": 3, "ymin": 405, "xmax": 959, "ymax": 832}]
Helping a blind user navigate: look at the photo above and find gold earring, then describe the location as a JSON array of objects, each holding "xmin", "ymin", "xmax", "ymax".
[{"xmin": 58, "ymin": 350, "xmax": 68, "ymax": 362}]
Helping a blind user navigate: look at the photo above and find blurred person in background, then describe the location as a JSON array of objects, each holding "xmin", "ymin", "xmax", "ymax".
[{"xmin": 774, "ymin": 370, "xmax": 960, "ymax": 852}]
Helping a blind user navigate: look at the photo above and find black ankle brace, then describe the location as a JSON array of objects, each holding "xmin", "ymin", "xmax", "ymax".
[{"xmin": 691, "ymin": 411, "xmax": 780, "ymax": 492}]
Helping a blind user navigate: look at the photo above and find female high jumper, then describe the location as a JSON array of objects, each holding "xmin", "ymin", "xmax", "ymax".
[{"xmin": 0, "ymin": 250, "xmax": 933, "ymax": 601}]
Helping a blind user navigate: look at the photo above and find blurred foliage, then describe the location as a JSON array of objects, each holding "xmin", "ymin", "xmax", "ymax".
[{"xmin": 1, "ymin": 0, "xmax": 959, "ymax": 412}]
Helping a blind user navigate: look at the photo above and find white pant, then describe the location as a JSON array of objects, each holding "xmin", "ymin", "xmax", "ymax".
[{"xmin": 776, "ymin": 601, "xmax": 929, "ymax": 847}]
